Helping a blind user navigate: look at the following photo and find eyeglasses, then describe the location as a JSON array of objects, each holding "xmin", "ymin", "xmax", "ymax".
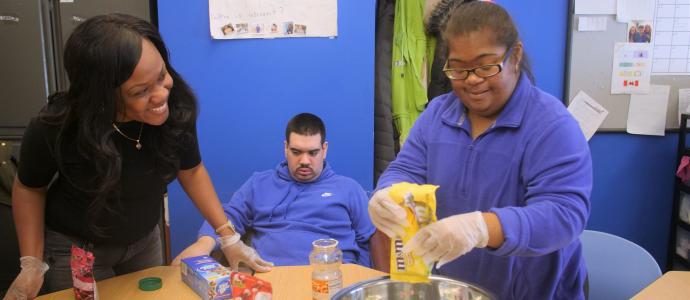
[{"xmin": 443, "ymin": 46, "xmax": 513, "ymax": 81}]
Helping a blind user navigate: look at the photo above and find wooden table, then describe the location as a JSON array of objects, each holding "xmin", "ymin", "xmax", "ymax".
[
  {"xmin": 36, "ymin": 264, "xmax": 387, "ymax": 300},
  {"xmin": 631, "ymin": 271, "xmax": 690, "ymax": 300}
]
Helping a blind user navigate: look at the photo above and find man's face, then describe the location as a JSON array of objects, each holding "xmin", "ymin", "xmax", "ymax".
[{"xmin": 284, "ymin": 132, "xmax": 327, "ymax": 182}]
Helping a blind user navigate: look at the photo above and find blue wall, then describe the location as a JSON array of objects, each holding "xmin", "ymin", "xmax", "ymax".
[
  {"xmin": 499, "ymin": 0, "xmax": 568, "ymax": 98},
  {"xmin": 158, "ymin": 1, "xmax": 375, "ymax": 257},
  {"xmin": 159, "ymin": 0, "xmax": 674, "ymax": 269},
  {"xmin": 587, "ymin": 133, "xmax": 675, "ymax": 268}
]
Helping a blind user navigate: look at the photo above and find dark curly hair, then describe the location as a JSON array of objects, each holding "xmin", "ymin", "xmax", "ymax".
[{"xmin": 40, "ymin": 13, "xmax": 198, "ymax": 237}]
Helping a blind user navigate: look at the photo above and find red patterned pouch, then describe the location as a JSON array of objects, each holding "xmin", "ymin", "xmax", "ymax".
[{"xmin": 70, "ymin": 244, "xmax": 99, "ymax": 300}]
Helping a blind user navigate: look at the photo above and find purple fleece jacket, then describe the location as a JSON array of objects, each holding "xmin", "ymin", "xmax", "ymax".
[{"xmin": 378, "ymin": 73, "xmax": 592, "ymax": 299}]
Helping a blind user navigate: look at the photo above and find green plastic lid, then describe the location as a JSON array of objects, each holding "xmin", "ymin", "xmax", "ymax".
[{"xmin": 138, "ymin": 277, "xmax": 162, "ymax": 291}]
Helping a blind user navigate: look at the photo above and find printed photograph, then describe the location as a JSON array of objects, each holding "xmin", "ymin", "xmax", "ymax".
[
  {"xmin": 236, "ymin": 23, "xmax": 248, "ymax": 34},
  {"xmin": 627, "ymin": 21, "xmax": 652, "ymax": 43},
  {"xmin": 283, "ymin": 22, "xmax": 294, "ymax": 35},
  {"xmin": 221, "ymin": 23, "xmax": 235, "ymax": 36},
  {"xmin": 294, "ymin": 24, "xmax": 307, "ymax": 35},
  {"xmin": 252, "ymin": 23, "xmax": 264, "ymax": 34}
]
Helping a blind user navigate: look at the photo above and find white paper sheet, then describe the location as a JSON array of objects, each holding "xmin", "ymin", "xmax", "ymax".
[
  {"xmin": 626, "ymin": 85, "xmax": 671, "ymax": 136},
  {"xmin": 575, "ymin": 0, "xmax": 617, "ymax": 15},
  {"xmin": 617, "ymin": 0, "xmax": 656, "ymax": 22},
  {"xmin": 651, "ymin": 2, "xmax": 690, "ymax": 75},
  {"xmin": 567, "ymin": 91, "xmax": 610, "ymax": 140},
  {"xmin": 679, "ymin": 89, "xmax": 690, "ymax": 125},
  {"xmin": 616, "ymin": 0, "xmax": 655, "ymax": 22},
  {"xmin": 611, "ymin": 42, "xmax": 653, "ymax": 94},
  {"xmin": 209, "ymin": 0, "xmax": 337, "ymax": 39},
  {"xmin": 578, "ymin": 16, "xmax": 608, "ymax": 31}
]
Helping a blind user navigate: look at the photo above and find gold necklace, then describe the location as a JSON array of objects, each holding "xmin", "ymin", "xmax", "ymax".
[{"xmin": 112, "ymin": 122, "xmax": 143, "ymax": 150}]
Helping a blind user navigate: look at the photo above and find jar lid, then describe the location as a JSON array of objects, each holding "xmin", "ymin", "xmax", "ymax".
[
  {"xmin": 312, "ymin": 238, "xmax": 339, "ymax": 249},
  {"xmin": 138, "ymin": 277, "xmax": 162, "ymax": 291}
]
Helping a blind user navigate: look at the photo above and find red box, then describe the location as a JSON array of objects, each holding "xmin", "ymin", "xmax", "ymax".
[{"xmin": 230, "ymin": 271, "xmax": 272, "ymax": 300}]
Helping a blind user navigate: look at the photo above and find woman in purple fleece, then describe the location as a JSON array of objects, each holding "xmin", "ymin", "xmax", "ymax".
[{"xmin": 369, "ymin": 2, "xmax": 592, "ymax": 299}]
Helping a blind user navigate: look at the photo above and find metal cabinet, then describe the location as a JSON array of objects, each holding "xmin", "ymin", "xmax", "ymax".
[
  {"xmin": 54, "ymin": 0, "xmax": 152, "ymax": 89},
  {"xmin": 0, "ymin": 0, "xmax": 154, "ymax": 138},
  {"xmin": 0, "ymin": 0, "xmax": 57, "ymax": 137}
]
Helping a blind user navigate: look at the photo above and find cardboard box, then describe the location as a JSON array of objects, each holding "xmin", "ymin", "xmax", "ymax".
[{"xmin": 181, "ymin": 255, "xmax": 232, "ymax": 300}]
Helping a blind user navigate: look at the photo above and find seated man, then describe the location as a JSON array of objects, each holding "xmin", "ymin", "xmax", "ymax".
[{"xmin": 173, "ymin": 113, "xmax": 379, "ymax": 272}]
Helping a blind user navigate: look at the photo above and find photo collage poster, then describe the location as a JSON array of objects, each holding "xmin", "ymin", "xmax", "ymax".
[{"xmin": 209, "ymin": 0, "xmax": 337, "ymax": 39}]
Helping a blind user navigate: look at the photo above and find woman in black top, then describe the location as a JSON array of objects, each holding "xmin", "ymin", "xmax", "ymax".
[{"xmin": 5, "ymin": 14, "xmax": 253, "ymax": 298}]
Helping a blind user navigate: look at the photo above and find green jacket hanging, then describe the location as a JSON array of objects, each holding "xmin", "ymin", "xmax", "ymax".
[{"xmin": 391, "ymin": 0, "xmax": 436, "ymax": 145}]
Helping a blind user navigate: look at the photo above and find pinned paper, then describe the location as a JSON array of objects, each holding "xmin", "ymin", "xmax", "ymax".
[
  {"xmin": 568, "ymin": 91, "xmax": 609, "ymax": 141},
  {"xmin": 651, "ymin": 2, "xmax": 690, "ymax": 75},
  {"xmin": 611, "ymin": 42, "xmax": 652, "ymax": 94},
  {"xmin": 575, "ymin": 0, "xmax": 616, "ymax": 15},
  {"xmin": 209, "ymin": 0, "xmax": 337, "ymax": 39},
  {"xmin": 578, "ymin": 16, "xmax": 608, "ymax": 31},
  {"xmin": 616, "ymin": 0, "xmax": 655, "ymax": 22},
  {"xmin": 626, "ymin": 85, "xmax": 671, "ymax": 136}
]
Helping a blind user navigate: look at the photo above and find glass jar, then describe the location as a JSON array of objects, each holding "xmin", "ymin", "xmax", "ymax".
[{"xmin": 310, "ymin": 238, "xmax": 343, "ymax": 300}]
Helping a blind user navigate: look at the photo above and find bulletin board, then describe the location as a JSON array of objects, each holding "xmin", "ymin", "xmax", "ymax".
[{"xmin": 565, "ymin": 1, "xmax": 688, "ymax": 131}]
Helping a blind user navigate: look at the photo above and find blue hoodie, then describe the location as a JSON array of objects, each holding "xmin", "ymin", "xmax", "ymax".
[
  {"xmin": 377, "ymin": 73, "xmax": 592, "ymax": 299},
  {"xmin": 199, "ymin": 161, "xmax": 376, "ymax": 266}
]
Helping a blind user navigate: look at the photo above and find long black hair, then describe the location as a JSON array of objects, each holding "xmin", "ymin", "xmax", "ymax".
[
  {"xmin": 441, "ymin": 1, "xmax": 535, "ymax": 83},
  {"xmin": 40, "ymin": 13, "xmax": 197, "ymax": 237}
]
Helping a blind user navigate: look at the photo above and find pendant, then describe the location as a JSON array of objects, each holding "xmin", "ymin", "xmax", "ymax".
[{"xmin": 136, "ymin": 142, "xmax": 142, "ymax": 150}]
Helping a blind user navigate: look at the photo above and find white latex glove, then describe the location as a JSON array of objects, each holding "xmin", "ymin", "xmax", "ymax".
[
  {"xmin": 3, "ymin": 256, "xmax": 49, "ymax": 300},
  {"xmin": 368, "ymin": 187, "xmax": 409, "ymax": 238},
  {"xmin": 171, "ymin": 236, "xmax": 216, "ymax": 266},
  {"xmin": 218, "ymin": 233, "xmax": 274, "ymax": 273},
  {"xmin": 403, "ymin": 211, "xmax": 489, "ymax": 268}
]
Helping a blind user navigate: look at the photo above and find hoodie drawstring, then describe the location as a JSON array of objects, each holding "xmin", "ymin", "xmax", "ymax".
[
  {"xmin": 283, "ymin": 185, "xmax": 307, "ymax": 219},
  {"xmin": 268, "ymin": 185, "xmax": 307, "ymax": 222},
  {"xmin": 268, "ymin": 188, "xmax": 292, "ymax": 222}
]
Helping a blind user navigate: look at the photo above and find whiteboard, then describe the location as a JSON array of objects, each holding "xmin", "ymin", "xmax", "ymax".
[{"xmin": 565, "ymin": 2, "xmax": 689, "ymax": 131}]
